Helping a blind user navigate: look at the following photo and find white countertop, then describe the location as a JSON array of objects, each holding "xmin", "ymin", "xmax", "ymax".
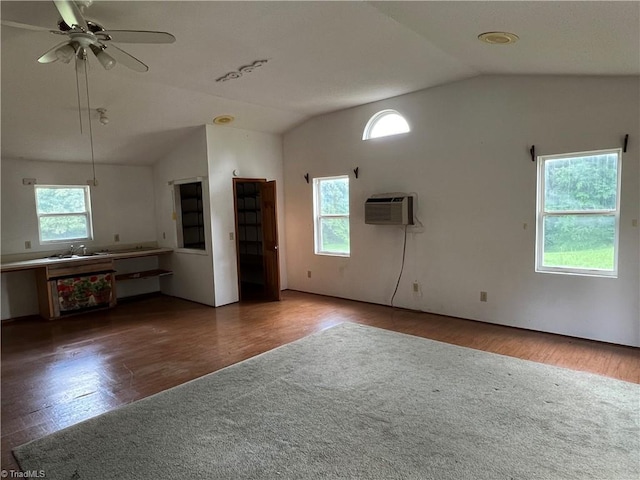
[{"xmin": 0, "ymin": 248, "xmax": 173, "ymax": 273}]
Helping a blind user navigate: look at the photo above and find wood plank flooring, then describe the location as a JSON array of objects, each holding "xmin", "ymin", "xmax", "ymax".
[{"xmin": 2, "ymin": 290, "xmax": 639, "ymax": 471}]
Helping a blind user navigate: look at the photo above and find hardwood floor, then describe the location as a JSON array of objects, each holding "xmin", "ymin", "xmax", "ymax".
[{"xmin": 2, "ymin": 290, "xmax": 638, "ymax": 471}]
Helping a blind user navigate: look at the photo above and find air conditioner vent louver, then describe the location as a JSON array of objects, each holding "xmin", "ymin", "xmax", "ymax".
[{"xmin": 365, "ymin": 196, "xmax": 414, "ymax": 225}]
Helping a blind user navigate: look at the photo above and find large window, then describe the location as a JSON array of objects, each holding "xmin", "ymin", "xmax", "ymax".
[
  {"xmin": 362, "ymin": 109, "xmax": 410, "ymax": 140},
  {"xmin": 313, "ymin": 176, "xmax": 350, "ymax": 256},
  {"xmin": 536, "ymin": 149, "xmax": 622, "ymax": 277},
  {"xmin": 35, "ymin": 185, "xmax": 93, "ymax": 244}
]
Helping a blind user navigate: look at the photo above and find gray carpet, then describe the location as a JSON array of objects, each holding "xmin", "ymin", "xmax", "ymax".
[{"xmin": 13, "ymin": 322, "xmax": 639, "ymax": 479}]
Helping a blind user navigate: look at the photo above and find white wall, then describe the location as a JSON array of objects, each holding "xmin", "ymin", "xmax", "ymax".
[
  {"xmin": 205, "ymin": 125, "xmax": 287, "ymax": 306},
  {"xmin": 283, "ymin": 75, "xmax": 640, "ymax": 347},
  {"xmin": 153, "ymin": 126, "xmax": 216, "ymax": 306},
  {"xmin": 1, "ymin": 158, "xmax": 158, "ymax": 319},
  {"xmin": 1, "ymin": 158, "xmax": 156, "ymax": 256}
]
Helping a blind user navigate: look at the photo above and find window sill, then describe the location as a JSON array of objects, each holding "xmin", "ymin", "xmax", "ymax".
[
  {"xmin": 535, "ymin": 268, "xmax": 617, "ymax": 279},
  {"xmin": 315, "ymin": 252, "xmax": 350, "ymax": 258}
]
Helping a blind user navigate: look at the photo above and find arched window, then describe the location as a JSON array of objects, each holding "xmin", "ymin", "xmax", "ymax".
[{"xmin": 362, "ymin": 109, "xmax": 410, "ymax": 140}]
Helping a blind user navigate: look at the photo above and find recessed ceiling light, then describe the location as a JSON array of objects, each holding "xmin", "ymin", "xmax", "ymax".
[
  {"xmin": 213, "ymin": 115, "xmax": 235, "ymax": 125},
  {"xmin": 478, "ymin": 32, "xmax": 519, "ymax": 45}
]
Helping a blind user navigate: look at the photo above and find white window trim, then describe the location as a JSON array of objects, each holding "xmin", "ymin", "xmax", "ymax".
[
  {"xmin": 535, "ymin": 148, "xmax": 622, "ymax": 278},
  {"xmin": 362, "ymin": 109, "xmax": 410, "ymax": 140},
  {"xmin": 35, "ymin": 185, "xmax": 94, "ymax": 244},
  {"xmin": 313, "ymin": 175, "xmax": 350, "ymax": 257}
]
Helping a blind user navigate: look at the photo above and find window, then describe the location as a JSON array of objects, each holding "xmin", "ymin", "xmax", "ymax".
[
  {"xmin": 363, "ymin": 109, "xmax": 410, "ymax": 140},
  {"xmin": 35, "ymin": 185, "xmax": 93, "ymax": 243},
  {"xmin": 536, "ymin": 148, "xmax": 622, "ymax": 277},
  {"xmin": 313, "ymin": 176, "xmax": 350, "ymax": 256}
]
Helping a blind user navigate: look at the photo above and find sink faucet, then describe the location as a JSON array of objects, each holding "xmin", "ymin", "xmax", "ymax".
[{"xmin": 69, "ymin": 244, "xmax": 85, "ymax": 255}]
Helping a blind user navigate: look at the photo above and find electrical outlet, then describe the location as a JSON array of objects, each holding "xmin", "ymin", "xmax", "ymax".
[
  {"xmin": 22, "ymin": 178, "xmax": 36, "ymax": 185},
  {"xmin": 307, "ymin": 270, "xmax": 312, "ymax": 278},
  {"xmin": 162, "ymin": 232, "xmax": 166, "ymax": 239},
  {"xmin": 114, "ymin": 234, "xmax": 120, "ymax": 242},
  {"xmin": 480, "ymin": 291, "xmax": 488, "ymax": 302},
  {"xmin": 412, "ymin": 282, "xmax": 420, "ymax": 293},
  {"xmin": 25, "ymin": 240, "xmax": 31, "ymax": 249},
  {"xmin": 229, "ymin": 232, "xmax": 235, "ymax": 241}
]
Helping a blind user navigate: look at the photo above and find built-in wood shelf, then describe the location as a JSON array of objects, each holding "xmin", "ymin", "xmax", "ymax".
[{"xmin": 115, "ymin": 269, "xmax": 173, "ymax": 282}]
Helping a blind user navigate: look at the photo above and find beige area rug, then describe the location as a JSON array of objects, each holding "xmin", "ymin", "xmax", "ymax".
[{"xmin": 14, "ymin": 322, "xmax": 639, "ymax": 479}]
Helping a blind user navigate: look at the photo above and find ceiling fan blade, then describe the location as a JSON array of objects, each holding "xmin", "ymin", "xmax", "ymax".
[
  {"xmin": 53, "ymin": 0, "xmax": 87, "ymax": 30},
  {"xmin": 37, "ymin": 41, "xmax": 71, "ymax": 63},
  {"xmin": 1, "ymin": 20, "xmax": 63, "ymax": 34},
  {"xmin": 103, "ymin": 44, "xmax": 148, "ymax": 72},
  {"xmin": 99, "ymin": 30, "xmax": 175, "ymax": 44}
]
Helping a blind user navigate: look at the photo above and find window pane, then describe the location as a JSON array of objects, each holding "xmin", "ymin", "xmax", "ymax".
[
  {"xmin": 320, "ymin": 178, "xmax": 349, "ymax": 215},
  {"xmin": 320, "ymin": 217, "xmax": 350, "ymax": 254},
  {"xmin": 368, "ymin": 113, "xmax": 410, "ymax": 139},
  {"xmin": 40, "ymin": 215, "xmax": 89, "ymax": 242},
  {"xmin": 36, "ymin": 188, "xmax": 87, "ymax": 214},
  {"xmin": 544, "ymin": 153, "xmax": 618, "ymax": 211},
  {"xmin": 543, "ymin": 215, "xmax": 615, "ymax": 270}
]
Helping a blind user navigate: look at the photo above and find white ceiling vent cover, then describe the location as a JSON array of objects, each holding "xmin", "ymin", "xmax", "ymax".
[{"xmin": 365, "ymin": 195, "xmax": 414, "ymax": 225}]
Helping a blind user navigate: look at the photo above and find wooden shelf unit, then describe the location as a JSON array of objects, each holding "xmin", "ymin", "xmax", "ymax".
[
  {"xmin": 235, "ymin": 181, "xmax": 265, "ymax": 293},
  {"xmin": 177, "ymin": 182, "xmax": 206, "ymax": 251},
  {"xmin": 115, "ymin": 269, "xmax": 173, "ymax": 282},
  {"xmin": 36, "ymin": 257, "xmax": 117, "ymax": 320}
]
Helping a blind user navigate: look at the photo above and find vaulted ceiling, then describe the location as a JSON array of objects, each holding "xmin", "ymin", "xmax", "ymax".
[{"xmin": 2, "ymin": 1, "xmax": 638, "ymax": 165}]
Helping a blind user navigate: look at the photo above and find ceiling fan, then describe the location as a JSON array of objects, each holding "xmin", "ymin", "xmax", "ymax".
[{"xmin": 2, "ymin": 0, "xmax": 175, "ymax": 72}]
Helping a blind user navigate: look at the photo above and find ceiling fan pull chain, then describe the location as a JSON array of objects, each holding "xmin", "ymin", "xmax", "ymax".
[
  {"xmin": 83, "ymin": 58, "xmax": 97, "ymax": 185},
  {"xmin": 75, "ymin": 55, "xmax": 83, "ymax": 134}
]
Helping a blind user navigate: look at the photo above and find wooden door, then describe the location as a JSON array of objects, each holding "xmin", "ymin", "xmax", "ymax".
[{"xmin": 260, "ymin": 180, "xmax": 281, "ymax": 301}]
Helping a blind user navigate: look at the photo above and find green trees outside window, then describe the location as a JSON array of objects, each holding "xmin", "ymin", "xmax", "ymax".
[
  {"xmin": 314, "ymin": 176, "xmax": 350, "ymax": 256},
  {"xmin": 35, "ymin": 186, "xmax": 93, "ymax": 243},
  {"xmin": 537, "ymin": 150, "xmax": 621, "ymax": 275}
]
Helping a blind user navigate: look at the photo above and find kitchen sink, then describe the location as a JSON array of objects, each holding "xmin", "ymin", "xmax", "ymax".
[{"xmin": 45, "ymin": 252, "xmax": 107, "ymax": 259}]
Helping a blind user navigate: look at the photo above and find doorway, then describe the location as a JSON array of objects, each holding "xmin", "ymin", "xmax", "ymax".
[{"xmin": 233, "ymin": 178, "xmax": 281, "ymax": 301}]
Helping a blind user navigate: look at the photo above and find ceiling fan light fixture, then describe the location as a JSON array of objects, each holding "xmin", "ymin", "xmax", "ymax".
[
  {"xmin": 478, "ymin": 31, "xmax": 519, "ymax": 45},
  {"xmin": 90, "ymin": 44, "xmax": 116, "ymax": 70},
  {"xmin": 55, "ymin": 43, "xmax": 76, "ymax": 63}
]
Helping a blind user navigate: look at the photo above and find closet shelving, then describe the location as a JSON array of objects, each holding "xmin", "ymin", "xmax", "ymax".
[
  {"xmin": 178, "ymin": 182, "xmax": 206, "ymax": 250},
  {"xmin": 235, "ymin": 182, "xmax": 265, "ymax": 293}
]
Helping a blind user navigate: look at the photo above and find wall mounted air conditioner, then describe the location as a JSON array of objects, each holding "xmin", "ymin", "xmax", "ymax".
[{"xmin": 365, "ymin": 195, "xmax": 414, "ymax": 225}]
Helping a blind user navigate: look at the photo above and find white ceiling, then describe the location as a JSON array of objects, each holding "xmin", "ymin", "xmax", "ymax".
[{"xmin": 2, "ymin": 1, "xmax": 638, "ymax": 166}]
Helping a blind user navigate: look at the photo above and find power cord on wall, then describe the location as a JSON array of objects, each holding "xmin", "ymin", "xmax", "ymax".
[{"xmin": 390, "ymin": 225, "xmax": 408, "ymax": 307}]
